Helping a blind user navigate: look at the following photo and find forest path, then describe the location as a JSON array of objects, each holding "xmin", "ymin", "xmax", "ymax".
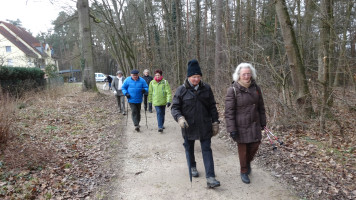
[{"xmin": 100, "ymin": 86, "xmax": 298, "ymax": 200}]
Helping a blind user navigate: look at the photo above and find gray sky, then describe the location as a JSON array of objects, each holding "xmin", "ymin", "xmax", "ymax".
[{"xmin": 0, "ymin": 0, "xmax": 76, "ymax": 35}]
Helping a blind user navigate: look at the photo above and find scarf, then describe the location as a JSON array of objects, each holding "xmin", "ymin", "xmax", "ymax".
[
  {"xmin": 238, "ymin": 80, "xmax": 251, "ymax": 89},
  {"xmin": 154, "ymin": 76, "xmax": 163, "ymax": 82}
]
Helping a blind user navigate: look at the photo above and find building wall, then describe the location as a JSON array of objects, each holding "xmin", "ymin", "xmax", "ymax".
[{"xmin": 0, "ymin": 34, "xmax": 36, "ymax": 67}]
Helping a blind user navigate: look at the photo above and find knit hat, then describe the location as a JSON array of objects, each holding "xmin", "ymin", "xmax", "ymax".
[
  {"xmin": 187, "ymin": 59, "xmax": 202, "ymax": 77},
  {"xmin": 130, "ymin": 69, "xmax": 139, "ymax": 74}
]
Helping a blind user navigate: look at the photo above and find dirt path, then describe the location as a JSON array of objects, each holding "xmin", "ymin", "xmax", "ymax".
[{"xmin": 102, "ymin": 88, "xmax": 298, "ymax": 199}]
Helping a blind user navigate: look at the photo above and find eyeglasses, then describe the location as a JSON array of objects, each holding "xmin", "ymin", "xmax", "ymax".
[{"xmin": 241, "ymin": 73, "xmax": 251, "ymax": 77}]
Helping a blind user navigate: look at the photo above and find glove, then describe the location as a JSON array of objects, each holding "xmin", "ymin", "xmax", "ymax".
[
  {"xmin": 178, "ymin": 116, "xmax": 188, "ymax": 128},
  {"xmin": 212, "ymin": 122, "xmax": 219, "ymax": 136},
  {"xmin": 230, "ymin": 131, "xmax": 238, "ymax": 141},
  {"xmin": 125, "ymin": 93, "xmax": 130, "ymax": 98},
  {"xmin": 261, "ymin": 126, "xmax": 266, "ymax": 131},
  {"xmin": 142, "ymin": 88, "xmax": 146, "ymax": 94},
  {"xmin": 166, "ymin": 102, "xmax": 171, "ymax": 108}
]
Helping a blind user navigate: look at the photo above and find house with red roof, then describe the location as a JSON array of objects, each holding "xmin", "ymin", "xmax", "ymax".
[{"xmin": 0, "ymin": 21, "xmax": 58, "ymax": 71}]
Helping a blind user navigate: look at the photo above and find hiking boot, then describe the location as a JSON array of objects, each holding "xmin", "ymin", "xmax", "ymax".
[
  {"xmin": 191, "ymin": 167, "xmax": 199, "ymax": 177},
  {"xmin": 240, "ymin": 173, "xmax": 250, "ymax": 184},
  {"xmin": 135, "ymin": 126, "xmax": 140, "ymax": 132},
  {"xmin": 123, "ymin": 112, "xmax": 126, "ymax": 115},
  {"xmin": 162, "ymin": 126, "xmax": 165, "ymax": 129},
  {"xmin": 158, "ymin": 128, "xmax": 163, "ymax": 132},
  {"xmin": 206, "ymin": 177, "xmax": 220, "ymax": 188}
]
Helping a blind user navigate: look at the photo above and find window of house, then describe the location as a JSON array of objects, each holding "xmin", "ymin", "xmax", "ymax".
[
  {"xmin": 7, "ymin": 59, "xmax": 13, "ymax": 66},
  {"xmin": 6, "ymin": 46, "xmax": 11, "ymax": 52}
]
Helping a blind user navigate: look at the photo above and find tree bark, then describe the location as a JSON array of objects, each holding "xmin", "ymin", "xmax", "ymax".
[
  {"xmin": 275, "ymin": 0, "xmax": 313, "ymax": 116},
  {"xmin": 214, "ymin": 0, "xmax": 224, "ymax": 86},
  {"xmin": 77, "ymin": 0, "xmax": 97, "ymax": 91}
]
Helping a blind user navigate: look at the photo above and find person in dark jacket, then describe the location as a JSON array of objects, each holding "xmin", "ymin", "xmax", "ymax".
[
  {"xmin": 142, "ymin": 69, "xmax": 153, "ymax": 113},
  {"xmin": 224, "ymin": 62, "xmax": 266, "ymax": 184},
  {"xmin": 171, "ymin": 59, "xmax": 221, "ymax": 188},
  {"xmin": 105, "ymin": 75, "xmax": 113, "ymax": 90},
  {"xmin": 112, "ymin": 71, "xmax": 126, "ymax": 115},
  {"xmin": 122, "ymin": 69, "xmax": 149, "ymax": 132}
]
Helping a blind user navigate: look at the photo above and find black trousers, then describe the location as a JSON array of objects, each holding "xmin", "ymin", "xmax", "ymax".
[
  {"xmin": 143, "ymin": 95, "xmax": 152, "ymax": 111},
  {"xmin": 187, "ymin": 138, "xmax": 215, "ymax": 178},
  {"xmin": 129, "ymin": 103, "xmax": 141, "ymax": 126}
]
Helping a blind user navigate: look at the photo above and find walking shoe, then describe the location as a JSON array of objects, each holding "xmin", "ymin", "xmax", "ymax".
[
  {"xmin": 149, "ymin": 110, "xmax": 153, "ymax": 113},
  {"xmin": 158, "ymin": 128, "xmax": 163, "ymax": 132},
  {"xmin": 162, "ymin": 126, "xmax": 165, "ymax": 129},
  {"xmin": 206, "ymin": 177, "xmax": 220, "ymax": 188},
  {"xmin": 240, "ymin": 173, "xmax": 250, "ymax": 184},
  {"xmin": 123, "ymin": 112, "xmax": 126, "ymax": 115},
  {"xmin": 191, "ymin": 167, "xmax": 199, "ymax": 177},
  {"xmin": 135, "ymin": 126, "xmax": 140, "ymax": 132}
]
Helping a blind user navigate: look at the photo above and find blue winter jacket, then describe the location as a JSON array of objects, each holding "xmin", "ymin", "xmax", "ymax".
[{"xmin": 122, "ymin": 77, "xmax": 149, "ymax": 103}]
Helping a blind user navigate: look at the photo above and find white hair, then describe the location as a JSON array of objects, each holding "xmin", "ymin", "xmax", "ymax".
[
  {"xmin": 232, "ymin": 63, "xmax": 257, "ymax": 81},
  {"xmin": 143, "ymin": 69, "xmax": 149, "ymax": 73}
]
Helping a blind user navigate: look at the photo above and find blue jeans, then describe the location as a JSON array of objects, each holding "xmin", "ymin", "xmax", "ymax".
[
  {"xmin": 187, "ymin": 138, "xmax": 215, "ymax": 178},
  {"xmin": 155, "ymin": 106, "xmax": 166, "ymax": 128}
]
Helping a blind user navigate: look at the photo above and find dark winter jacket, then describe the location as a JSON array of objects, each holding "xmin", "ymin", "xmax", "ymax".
[
  {"xmin": 171, "ymin": 79, "xmax": 219, "ymax": 140},
  {"xmin": 224, "ymin": 80, "xmax": 266, "ymax": 143},
  {"xmin": 142, "ymin": 75, "xmax": 153, "ymax": 86}
]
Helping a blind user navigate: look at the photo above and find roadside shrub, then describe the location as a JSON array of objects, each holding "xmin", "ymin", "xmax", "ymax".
[{"xmin": 0, "ymin": 66, "xmax": 45, "ymax": 97}]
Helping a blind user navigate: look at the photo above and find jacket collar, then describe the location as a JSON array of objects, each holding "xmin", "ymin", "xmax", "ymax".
[
  {"xmin": 184, "ymin": 78, "xmax": 205, "ymax": 89},
  {"xmin": 233, "ymin": 79, "xmax": 256, "ymax": 91}
]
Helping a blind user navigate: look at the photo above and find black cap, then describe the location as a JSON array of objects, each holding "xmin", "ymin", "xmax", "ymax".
[
  {"xmin": 130, "ymin": 69, "xmax": 139, "ymax": 74},
  {"xmin": 187, "ymin": 59, "xmax": 202, "ymax": 77}
]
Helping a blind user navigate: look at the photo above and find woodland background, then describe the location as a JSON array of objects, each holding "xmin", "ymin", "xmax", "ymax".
[{"xmin": 0, "ymin": 0, "xmax": 355, "ymax": 199}]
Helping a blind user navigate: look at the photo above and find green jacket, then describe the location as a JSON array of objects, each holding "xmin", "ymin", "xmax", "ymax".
[{"xmin": 148, "ymin": 79, "xmax": 172, "ymax": 106}]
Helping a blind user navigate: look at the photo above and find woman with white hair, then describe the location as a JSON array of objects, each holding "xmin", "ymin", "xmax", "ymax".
[{"xmin": 224, "ymin": 63, "xmax": 266, "ymax": 184}]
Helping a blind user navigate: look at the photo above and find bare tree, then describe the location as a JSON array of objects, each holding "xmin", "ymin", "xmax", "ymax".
[
  {"xmin": 77, "ymin": 0, "xmax": 97, "ymax": 91},
  {"xmin": 215, "ymin": 0, "xmax": 224, "ymax": 87},
  {"xmin": 275, "ymin": 0, "xmax": 313, "ymax": 116}
]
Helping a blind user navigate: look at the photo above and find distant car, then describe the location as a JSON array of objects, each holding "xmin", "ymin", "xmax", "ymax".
[{"xmin": 95, "ymin": 73, "xmax": 106, "ymax": 82}]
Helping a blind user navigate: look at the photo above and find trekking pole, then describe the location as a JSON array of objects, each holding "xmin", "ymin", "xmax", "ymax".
[
  {"xmin": 264, "ymin": 130, "xmax": 277, "ymax": 151},
  {"xmin": 126, "ymin": 100, "xmax": 129, "ymax": 126},
  {"xmin": 264, "ymin": 127, "xmax": 284, "ymax": 145},
  {"xmin": 144, "ymin": 108, "xmax": 148, "ymax": 129}
]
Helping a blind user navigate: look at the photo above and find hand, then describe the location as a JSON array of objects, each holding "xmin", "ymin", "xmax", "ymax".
[
  {"xmin": 166, "ymin": 102, "xmax": 171, "ymax": 108},
  {"xmin": 126, "ymin": 93, "xmax": 131, "ymax": 98},
  {"xmin": 230, "ymin": 131, "xmax": 238, "ymax": 141},
  {"xmin": 178, "ymin": 117, "xmax": 188, "ymax": 128},
  {"xmin": 212, "ymin": 122, "xmax": 219, "ymax": 136},
  {"xmin": 142, "ymin": 88, "xmax": 146, "ymax": 94}
]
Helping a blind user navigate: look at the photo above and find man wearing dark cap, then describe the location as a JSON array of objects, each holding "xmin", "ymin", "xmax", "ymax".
[
  {"xmin": 171, "ymin": 59, "xmax": 221, "ymax": 188},
  {"xmin": 122, "ymin": 69, "xmax": 149, "ymax": 132}
]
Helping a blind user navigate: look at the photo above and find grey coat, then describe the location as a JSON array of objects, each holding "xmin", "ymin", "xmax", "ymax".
[
  {"xmin": 112, "ymin": 76, "xmax": 125, "ymax": 96},
  {"xmin": 171, "ymin": 79, "xmax": 219, "ymax": 140},
  {"xmin": 224, "ymin": 81, "xmax": 266, "ymax": 143}
]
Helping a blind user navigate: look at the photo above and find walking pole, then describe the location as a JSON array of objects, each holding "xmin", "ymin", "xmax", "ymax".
[
  {"xmin": 264, "ymin": 127, "xmax": 284, "ymax": 145},
  {"xmin": 126, "ymin": 98, "xmax": 129, "ymax": 126},
  {"xmin": 144, "ymin": 107, "xmax": 148, "ymax": 129},
  {"xmin": 264, "ymin": 130, "xmax": 277, "ymax": 151}
]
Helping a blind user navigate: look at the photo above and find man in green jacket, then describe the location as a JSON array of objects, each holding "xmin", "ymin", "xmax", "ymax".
[{"xmin": 148, "ymin": 69, "xmax": 172, "ymax": 132}]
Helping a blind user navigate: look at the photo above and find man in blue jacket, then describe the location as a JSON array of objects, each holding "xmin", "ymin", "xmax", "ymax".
[{"xmin": 122, "ymin": 69, "xmax": 149, "ymax": 132}]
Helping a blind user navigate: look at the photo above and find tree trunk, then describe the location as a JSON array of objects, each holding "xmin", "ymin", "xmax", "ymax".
[
  {"xmin": 175, "ymin": 0, "xmax": 184, "ymax": 84},
  {"xmin": 77, "ymin": 0, "xmax": 97, "ymax": 91},
  {"xmin": 214, "ymin": 0, "xmax": 223, "ymax": 87},
  {"xmin": 195, "ymin": 0, "xmax": 201, "ymax": 61},
  {"xmin": 275, "ymin": 0, "xmax": 313, "ymax": 116}
]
